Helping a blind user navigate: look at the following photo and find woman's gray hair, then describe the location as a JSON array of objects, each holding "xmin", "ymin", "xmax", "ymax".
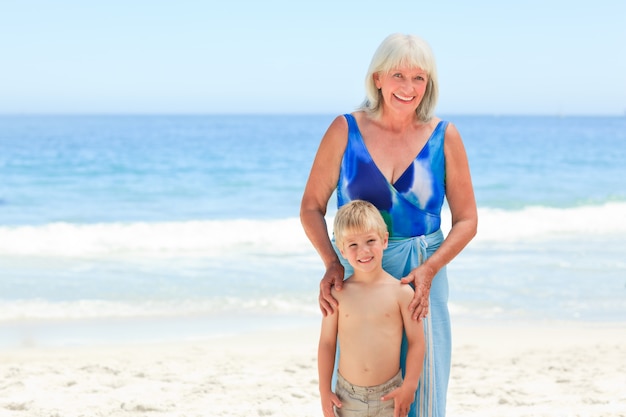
[{"xmin": 358, "ymin": 33, "xmax": 439, "ymax": 122}]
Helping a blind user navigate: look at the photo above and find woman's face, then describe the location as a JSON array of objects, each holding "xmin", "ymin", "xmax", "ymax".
[{"xmin": 374, "ymin": 66, "xmax": 428, "ymax": 114}]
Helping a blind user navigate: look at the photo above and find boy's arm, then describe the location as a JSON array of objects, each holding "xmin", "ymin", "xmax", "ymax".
[
  {"xmin": 401, "ymin": 296, "xmax": 425, "ymax": 391},
  {"xmin": 318, "ymin": 308, "xmax": 342, "ymax": 417},
  {"xmin": 382, "ymin": 286, "xmax": 425, "ymax": 417}
]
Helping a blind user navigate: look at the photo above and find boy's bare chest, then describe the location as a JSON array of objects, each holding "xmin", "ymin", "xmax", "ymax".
[{"xmin": 338, "ymin": 293, "xmax": 401, "ymax": 324}]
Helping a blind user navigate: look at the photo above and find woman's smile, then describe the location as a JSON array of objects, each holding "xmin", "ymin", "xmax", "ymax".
[{"xmin": 393, "ymin": 93, "xmax": 416, "ymax": 103}]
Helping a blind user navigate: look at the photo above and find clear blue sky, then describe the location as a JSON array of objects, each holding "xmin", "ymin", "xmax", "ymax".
[{"xmin": 1, "ymin": 0, "xmax": 624, "ymax": 115}]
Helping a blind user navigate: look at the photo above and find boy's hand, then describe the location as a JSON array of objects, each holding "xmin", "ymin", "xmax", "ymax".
[
  {"xmin": 320, "ymin": 391, "xmax": 342, "ymax": 417},
  {"xmin": 381, "ymin": 385, "xmax": 414, "ymax": 417}
]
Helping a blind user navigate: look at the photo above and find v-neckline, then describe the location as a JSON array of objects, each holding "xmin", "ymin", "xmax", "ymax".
[{"xmin": 350, "ymin": 116, "xmax": 443, "ymax": 187}]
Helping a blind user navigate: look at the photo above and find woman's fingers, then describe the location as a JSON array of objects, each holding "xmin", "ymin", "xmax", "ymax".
[
  {"xmin": 408, "ymin": 275, "xmax": 430, "ymax": 321},
  {"xmin": 319, "ymin": 267, "xmax": 342, "ymax": 315}
]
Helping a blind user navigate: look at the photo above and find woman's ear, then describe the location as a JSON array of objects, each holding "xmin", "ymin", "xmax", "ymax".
[{"xmin": 373, "ymin": 72, "xmax": 381, "ymax": 89}]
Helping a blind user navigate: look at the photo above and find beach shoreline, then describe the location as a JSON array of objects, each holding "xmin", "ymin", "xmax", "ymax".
[{"xmin": 1, "ymin": 319, "xmax": 624, "ymax": 417}]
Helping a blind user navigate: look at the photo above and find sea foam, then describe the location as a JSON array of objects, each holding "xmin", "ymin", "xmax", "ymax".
[{"xmin": 1, "ymin": 202, "xmax": 624, "ymax": 257}]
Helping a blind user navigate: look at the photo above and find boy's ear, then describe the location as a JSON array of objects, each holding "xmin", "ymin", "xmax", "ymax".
[{"xmin": 383, "ymin": 232, "xmax": 389, "ymax": 249}]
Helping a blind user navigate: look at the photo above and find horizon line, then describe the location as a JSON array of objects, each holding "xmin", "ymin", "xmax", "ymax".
[{"xmin": 1, "ymin": 111, "xmax": 625, "ymax": 118}]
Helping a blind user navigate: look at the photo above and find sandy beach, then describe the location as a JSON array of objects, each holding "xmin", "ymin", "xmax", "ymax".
[{"xmin": 0, "ymin": 320, "xmax": 624, "ymax": 417}]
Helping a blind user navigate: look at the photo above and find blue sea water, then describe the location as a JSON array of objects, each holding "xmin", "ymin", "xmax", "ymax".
[{"xmin": 1, "ymin": 114, "xmax": 625, "ymax": 347}]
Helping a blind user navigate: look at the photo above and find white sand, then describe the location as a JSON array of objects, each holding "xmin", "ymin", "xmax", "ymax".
[{"xmin": 0, "ymin": 320, "xmax": 625, "ymax": 417}]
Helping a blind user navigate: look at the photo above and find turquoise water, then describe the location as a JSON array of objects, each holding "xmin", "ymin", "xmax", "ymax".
[{"xmin": 1, "ymin": 114, "xmax": 625, "ymax": 347}]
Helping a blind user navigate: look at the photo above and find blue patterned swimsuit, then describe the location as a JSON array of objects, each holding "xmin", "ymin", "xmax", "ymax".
[{"xmin": 337, "ymin": 113, "xmax": 447, "ymax": 238}]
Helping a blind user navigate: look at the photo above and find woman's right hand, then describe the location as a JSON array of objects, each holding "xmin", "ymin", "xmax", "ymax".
[{"xmin": 319, "ymin": 261, "xmax": 345, "ymax": 316}]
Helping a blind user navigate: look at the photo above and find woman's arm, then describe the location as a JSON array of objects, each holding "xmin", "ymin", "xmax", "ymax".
[
  {"xmin": 300, "ymin": 115, "xmax": 349, "ymax": 316},
  {"xmin": 402, "ymin": 122, "xmax": 478, "ymax": 320}
]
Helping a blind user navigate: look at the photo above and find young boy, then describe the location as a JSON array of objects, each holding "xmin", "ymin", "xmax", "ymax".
[{"xmin": 318, "ymin": 200, "xmax": 425, "ymax": 417}]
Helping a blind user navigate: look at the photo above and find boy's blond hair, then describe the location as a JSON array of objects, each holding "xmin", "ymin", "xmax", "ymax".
[{"xmin": 333, "ymin": 200, "xmax": 388, "ymax": 248}]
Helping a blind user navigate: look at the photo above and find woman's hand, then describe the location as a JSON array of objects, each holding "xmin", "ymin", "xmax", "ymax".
[
  {"xmin": 319, "ymin": 261, "xmax": 345, "ymax": 316},
  {"xmin": 401, "ymin": 264, "xmax": 435, "ymax": 321}
]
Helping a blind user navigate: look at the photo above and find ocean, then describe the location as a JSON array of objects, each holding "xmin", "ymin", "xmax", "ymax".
[{"xmin": 1, "ymin": 114, "xmax": 625, "ymax": 348}]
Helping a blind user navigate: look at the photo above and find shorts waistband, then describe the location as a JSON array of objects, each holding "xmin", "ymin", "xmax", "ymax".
[{"xmin": 336, "ymin": 369, "xmax": 402, "ymax": 398}]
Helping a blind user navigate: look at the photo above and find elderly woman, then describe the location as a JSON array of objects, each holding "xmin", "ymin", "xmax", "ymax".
[{"xmin": 301, "ymin": 33, "xmax": 477, "ymax": 417}]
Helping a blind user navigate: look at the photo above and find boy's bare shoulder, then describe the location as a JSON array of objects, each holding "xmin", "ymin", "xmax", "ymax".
[
  {"xmin": 391, "ymin": 276, "xmax": 415, "ymax": 300},
  {"xmin": 376, "ymin": 272, "xmax": 412, "ymax": 298},
  {"xmin": 330, "ymin": 277, "xmax": 352, "ymax": 299}
]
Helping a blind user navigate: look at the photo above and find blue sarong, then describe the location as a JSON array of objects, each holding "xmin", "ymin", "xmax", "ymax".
[{"xmin": 332, "ymin": 229, "xmax": 450, "ymax": 417}]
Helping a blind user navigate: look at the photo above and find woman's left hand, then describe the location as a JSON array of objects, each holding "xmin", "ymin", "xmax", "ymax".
[{"xmin": 401, "ymin": 264, "xmax": 435, "ymax": 321}]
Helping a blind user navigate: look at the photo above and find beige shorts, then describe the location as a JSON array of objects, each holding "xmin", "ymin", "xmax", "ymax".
[{"xmin": 334, "ymin": 369, "xmax": 403, "ymax": 417}]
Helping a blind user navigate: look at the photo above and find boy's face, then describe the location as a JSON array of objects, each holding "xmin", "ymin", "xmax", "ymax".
[{"xmin": 338, "ymin": 229, "xmax": 388, "ymax": 273}]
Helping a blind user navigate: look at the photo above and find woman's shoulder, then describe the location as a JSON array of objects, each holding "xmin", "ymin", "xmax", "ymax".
[
  {"xmin": 426, "ymin": 114, "xmax": 458, "ymax": 140},
  {"xmin": 317, "ymin": 114, "xmax": 350, "ymax": 147},
  {"xmin": 428, "ymin": 115, "xmax": 448, "ymax": 129},
  {"xmin": 441, "ymin": 119, "xmax": 462, "ymax": 143},
  {"xmin": 349, "ymin": 110, "xmax": 370, "ymax": 124}
]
